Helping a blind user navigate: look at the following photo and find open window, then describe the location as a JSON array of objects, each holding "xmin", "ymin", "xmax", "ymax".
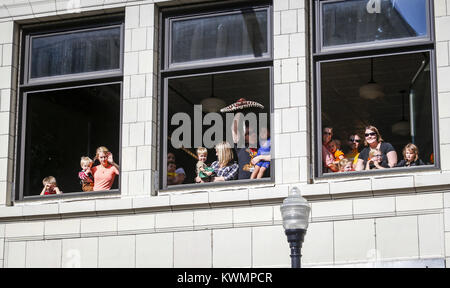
[{"xmin": 16, "ymin": 16, "xmax": 123, "ymax": 199}]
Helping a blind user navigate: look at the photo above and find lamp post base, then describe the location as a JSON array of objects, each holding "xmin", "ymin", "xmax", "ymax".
[{"xmin": 285, "ymin": 229, "xmax": 306, "ymax": 268}]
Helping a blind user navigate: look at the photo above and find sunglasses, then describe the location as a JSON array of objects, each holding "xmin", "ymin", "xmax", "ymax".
[
  {"xmin": 349, "ymin": 138, "xmax": 361, "ymax": 143},
  {"xmin": 323, "ymin": 132, "xmax": 332, "ymax": 135},
  {"xmin": 365, "ymin": 132, "xmax": 377, "ymax": 137}
]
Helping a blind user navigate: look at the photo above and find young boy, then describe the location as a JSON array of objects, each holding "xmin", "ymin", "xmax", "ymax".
[
  {"xmin": 78, "ymin": 156, "xmax": 94, "ymax": 191},
  {"xmin": 196, "ymin": 147, "xmax": 215, "ymax": 182},
  {"xmin": 40, "ymin": 176, "xmax": 62, "ymax": 195}
]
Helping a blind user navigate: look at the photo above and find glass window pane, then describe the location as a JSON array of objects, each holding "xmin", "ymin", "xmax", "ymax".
[
  {"xmin": 166, "ymin": 69, "xmax": 271, "ymax": 185},
  {"xmin": 170, "ymin": 9, "xmax": 268, "ymax": 65},
  {"xmin": 30, "ymin": 27, "xmax": 121, "ymax": 79},
  {"xmin": 322, "ymin": 0, "xmax": 428, "ymax": 48},
  {"xmin": 319, "ymin": 52, "xmax": 433, "ymax": 174},
  {"xmin": 23, "ymin": 84, "xmax": 121, "ymax": 196}
]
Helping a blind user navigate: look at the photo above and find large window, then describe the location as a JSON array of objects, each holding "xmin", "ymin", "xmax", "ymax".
[
  {"xmin": 17, "ymin": 16, "xmax": 123, "ymax": 199},
  {"xmin": 313, "ymin": 0, "xmax": 438, "ymax": 176},
  {"xmin": 161, "ymin": 1, "xmax": 273, "ymax": 189}
]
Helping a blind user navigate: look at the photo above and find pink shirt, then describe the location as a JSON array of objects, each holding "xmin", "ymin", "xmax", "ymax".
[
  {"xmin": 92, "ymin": 164, "xmax": 119, "ymax": 191},
  {"xmin": 322, "ymin": 144, "xmax": 335, "ymax": 170}
]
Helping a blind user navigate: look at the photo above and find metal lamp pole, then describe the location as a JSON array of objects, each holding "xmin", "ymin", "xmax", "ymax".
[{"xmin": 280, "ymin": 187, "xmax": 311, "ymax": 268}]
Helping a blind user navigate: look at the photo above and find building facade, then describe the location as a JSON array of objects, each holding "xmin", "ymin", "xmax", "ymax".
[{"xmin": 0, "ymin": 0, "xmax": 449, "ymax": 268}]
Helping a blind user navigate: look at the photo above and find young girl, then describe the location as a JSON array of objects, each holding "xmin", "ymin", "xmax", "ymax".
[
  {"xmin": 328, "ymin": 139, "xmax": 345, "ymax": 163},
  {"xmin": 251, "ymin": 127, "xmax": 271, "ymax": 179},
  {"xmin": 396, "ymin": 143, "xmax": 425, "ymax": 167},
  {"xmin": 78, "ymin": 156, "xmax": 94, "ymax": 191},
  {"xmin": 196, "ymin": 147, "xmax": 215, "ymax": 182},
  {"xmin": 40, "ymin": 176, "xmax": 62, "ymax": 196}
]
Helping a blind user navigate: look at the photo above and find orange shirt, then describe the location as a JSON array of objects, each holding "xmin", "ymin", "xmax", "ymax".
[
  {"xmin": 92, "ymin": 164, "xmax": 119, "ymax": 191},
  {"xmin": 334, "ymin": 150, "xmax": 344, "ymax": 160}
]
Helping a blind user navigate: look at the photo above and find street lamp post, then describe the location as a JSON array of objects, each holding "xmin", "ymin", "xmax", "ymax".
[{"xmin": 280, "ymin": 186, "xmax": 311, "ymax": 268}]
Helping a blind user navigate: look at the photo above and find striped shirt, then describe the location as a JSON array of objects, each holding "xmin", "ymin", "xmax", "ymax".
[{"xmin": 210, "ymin": 161, "xmax": 239, "ymax": 181}]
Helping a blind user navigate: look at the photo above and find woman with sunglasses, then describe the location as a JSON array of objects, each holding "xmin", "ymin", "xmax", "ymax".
[
  {"xmin": 345, "ymin": 134, "xmax": 362, "ymax": 168},
  {"xmin": 355, "ymin": 125, "xmax": 397, "ymax": 171}
]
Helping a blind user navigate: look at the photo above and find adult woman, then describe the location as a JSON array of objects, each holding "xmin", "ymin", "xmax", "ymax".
[
  {"xmin": 355, "ymin": 126, "xmax": 397, "ymax": 171},
  {"xmin": 196, "ymin": 142, "xmax": 238, "ymax": 183},
  {"xmin": 91, "ymin": 146, "xmax": 120, "ymax": 191}
]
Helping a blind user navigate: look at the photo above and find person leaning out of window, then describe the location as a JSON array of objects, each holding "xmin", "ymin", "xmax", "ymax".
[{"xmin": 355, "ymin": 125, "xmax": 397, "ymax": 171}]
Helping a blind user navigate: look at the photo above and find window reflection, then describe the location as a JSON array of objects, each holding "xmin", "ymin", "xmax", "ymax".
[{"xmin": 322, "ymin": 0, "xmax": 428, "ymax": 47}]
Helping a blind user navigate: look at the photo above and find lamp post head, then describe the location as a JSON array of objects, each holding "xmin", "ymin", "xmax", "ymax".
[{"xmin": 280, "ymin": 186, "xmax": 311, "ymax": 231}]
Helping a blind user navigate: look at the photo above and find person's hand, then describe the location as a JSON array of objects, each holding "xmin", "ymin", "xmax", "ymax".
[
  {"xmin": 195, "ymin": 176, "xmax": 204, "ymax": 183},
  {"xmin": 206, "ymin": 171, "xmax": 213, "ymax": 176},
  {"xmin": 107, "ymin": 152, "xmax": 114, "ymax": 164},
  {"xmin": 251, "ymin": 156, "xmax": 261, "ymax": 165}
]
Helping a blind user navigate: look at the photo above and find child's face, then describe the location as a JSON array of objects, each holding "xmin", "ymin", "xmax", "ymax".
[
  {"xmin": 198, "ymin": 153, "xmax": 207, "ymax": 162},
  {"xmin": 168, "ymin": 163, "xmax": 176, "ymax": 173},
  {"xmin": 343, "ymin": 163, "xmax": 353, "ymax": 172},
  {"xmin": 405, "ymin": 149, "xmax": 416, "ymax": 162},
  {"xmin": 328, "ymin": 142, "xmax": 337, "ymax": 153},
  {"xmin": 372, "ymin": 151, "xmax": 383, "ymax": 163},
  {"xmin": 45, "ymin": 183, "xmax": 55, "ymax": 189},
  {"xmin": 81, "ymin": 163, "xmax": 91, "ymax": 171}
]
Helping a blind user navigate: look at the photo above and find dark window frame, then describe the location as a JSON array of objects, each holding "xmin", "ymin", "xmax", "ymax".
[
  {"xmin": 15, "ymin": 15, "xmax": 124, "ymax": 200},
  {"xmin": 159, "ymin": 1, "xmax": 274, "ymax": 191},
  {"xmin": 312, "ymin": 0, "xmax": 440, "ymax": 178}
]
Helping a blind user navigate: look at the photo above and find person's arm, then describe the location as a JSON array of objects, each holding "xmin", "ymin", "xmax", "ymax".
[
  {"xmin": 215, "ymin": 163, "xmax": 239, "ymax": 181},
  {"xmin": 386, "ymin": 151, "xmax": 397, "ymax": 168},
  {"xmin": 355, "ymin": 158, "xmax": 365, "ymax": 171},
  {"xmin": 107, "ymin": 153, "xmax": 120, "ymax": 170},
  {"xmin": 54, "ymin": 187, "xmax": 63, "ymax": 194},
  {"xmin": 373, "ymin": 161, "xmax": 386, "ymax": 169},
  {"xmin": 40, "ymin": 186, "xmax": 46, "ymax": 196},
  {"xmin": 251, "ymin": 154, "xmax": 271, "ymax": 165},
  {"xmin": 365, "ymin": 160, "xmax": 372, "ymax": 170}
]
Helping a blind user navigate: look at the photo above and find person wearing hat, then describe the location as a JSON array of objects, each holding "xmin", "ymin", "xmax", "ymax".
[{"xmin": 223, "ymin": 98, "xmax": 270, "ymax": 180}]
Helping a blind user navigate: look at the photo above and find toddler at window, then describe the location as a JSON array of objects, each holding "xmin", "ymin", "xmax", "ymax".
[
  {"xmin": 365, "ymin": 149, "xmax": 387, "ymax": 170},
  {"xmin": 396, "ymin": 143, "xmax": 425, "ymax": 167},
  {"xmin": 40, "ymin": 176, "xmax": 62, "ymax": 196},
  {"xmin": 78, "ymin": 156, "xmax": 94, "ymax": 191},
  {"xmin": 338, "ymin": 158, "xmax": 353, "ymax": 172},
  {"xmin": 196, "ymin": 147, "xmax": 215, "ymax": 182},
  {"xmin": 328, "ymin": 139, "xmax": 345, "ymax": 163},
  {"xmin": 251, "ymin": 127, "xmax": 271, "ymax": 179}
]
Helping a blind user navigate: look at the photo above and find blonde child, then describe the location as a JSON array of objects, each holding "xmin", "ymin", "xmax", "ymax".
[
  {"xmin": 338, "ymin": 158, "xmax": 353, "ymax": 172},
  {"xmin": 328, "ymin": 139, "xmax": 344, "ymax": 163},
  {"xmin": 40, "ymin": 176, "xmax": 62, "ymax": 195},
  {"xmin": 78, "ymin": 156, "xmax": 94, "ymax": 191},
  {"xmin": 196, "ymin": 147, "xmax": 215, "ymax": 182},
  {"xmin": 396, "ymin": 143, "xmax": 425, "ymax": 167},
  {"xmin": 365, "ymin": 149, "xmax": 387, "ymax": 170},
  {"xmin": 251, "ymin": 127, "xmax": 271, "ymax": 179}
]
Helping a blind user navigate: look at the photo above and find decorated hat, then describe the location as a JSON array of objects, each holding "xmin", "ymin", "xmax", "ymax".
[{"xmin": 220, "ymin": 98, "xmax": 264, "ymax": 113}]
